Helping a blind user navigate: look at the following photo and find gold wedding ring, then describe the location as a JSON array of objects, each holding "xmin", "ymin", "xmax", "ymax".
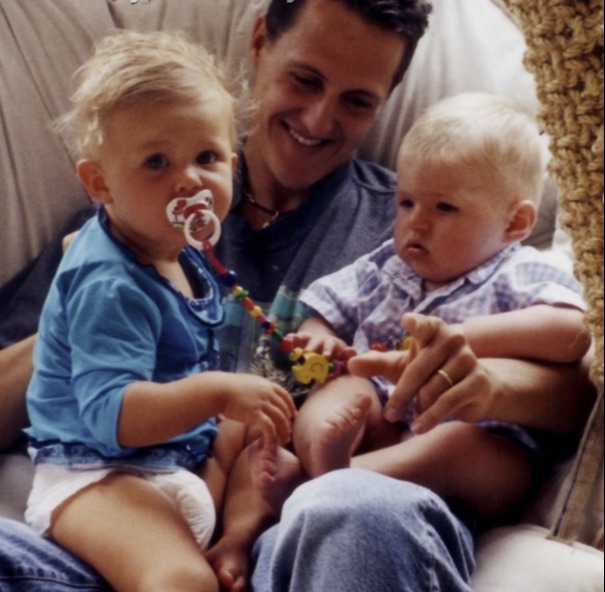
[{"xmin": 437, "ymin": 369, "xmax": 454, "ymax": 388}]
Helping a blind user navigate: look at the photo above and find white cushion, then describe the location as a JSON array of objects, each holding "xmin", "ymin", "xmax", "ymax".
[{"xmin": 473, "ymin": 525, "xmax": 604, "ymax": 592}]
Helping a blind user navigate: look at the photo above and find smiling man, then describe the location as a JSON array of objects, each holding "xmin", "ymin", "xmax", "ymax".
[{"xmin": 215, "ymin": 0, "xmax": 432, "ymax": 378}]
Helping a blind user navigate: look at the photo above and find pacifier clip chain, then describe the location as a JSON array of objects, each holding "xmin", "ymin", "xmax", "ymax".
[{"xmin": 201, "ymin": 241, "xmax": 345, "ymax": 386}]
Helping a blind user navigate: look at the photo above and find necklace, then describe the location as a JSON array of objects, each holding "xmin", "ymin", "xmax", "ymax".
[{"xmin": 242, "ymin": 187, "xmax": 282, "ymax": 228}]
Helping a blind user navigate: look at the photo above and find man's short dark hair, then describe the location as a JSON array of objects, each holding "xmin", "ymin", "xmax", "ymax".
[{"xmin": 265, "ymin": 0, "xmax": 432, "ymax": 89}]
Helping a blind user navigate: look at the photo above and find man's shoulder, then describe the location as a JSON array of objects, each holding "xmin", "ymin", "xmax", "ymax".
[{"xmin": 349, "ymin": 159, "xmax": 397, "ymax": 195}]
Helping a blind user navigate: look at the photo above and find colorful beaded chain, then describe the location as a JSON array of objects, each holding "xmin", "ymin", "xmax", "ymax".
[{"xmin": 202, "ymin": 241, "xmax": 345, "ymax": 385}]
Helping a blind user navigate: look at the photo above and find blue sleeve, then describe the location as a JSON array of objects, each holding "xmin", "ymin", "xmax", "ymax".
[{"xmin": 67, "ymin": 274, "xmax": 162, "ymax": 450}]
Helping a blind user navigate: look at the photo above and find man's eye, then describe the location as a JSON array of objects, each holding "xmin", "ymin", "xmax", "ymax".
[
  {"xmin": 145, "ymin": 154, "xmax": 168, "ymax": 170},
  {"xmin": 345, "ymin": 94, "xmax": 375, "ymax": 113},
  {"xmin": 197, "ymin": 151, "xmax": 217, "ymax": 165},
  {"xmin": 292, "ymin": 73, "xmax": 321, "ymax": 92}
]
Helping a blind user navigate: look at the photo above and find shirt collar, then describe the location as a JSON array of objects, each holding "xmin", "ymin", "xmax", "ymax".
[{"xmin": 386, "ymin": 243, "xmax": 521, "ymax": 299}]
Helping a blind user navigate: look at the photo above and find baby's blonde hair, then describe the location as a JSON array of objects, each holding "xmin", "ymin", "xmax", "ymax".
[
  {"xmin": 56, "ymin": 30, "xmax": 239, "ymax": 157},
  {"xmin": 398, "ymin": 93, "xmax": 545, "ymax": 206}
]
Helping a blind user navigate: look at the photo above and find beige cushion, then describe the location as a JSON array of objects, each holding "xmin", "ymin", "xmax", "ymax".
[{"xmin": 473, "ymin": 525, "xmax": 604, "ymax": 592}]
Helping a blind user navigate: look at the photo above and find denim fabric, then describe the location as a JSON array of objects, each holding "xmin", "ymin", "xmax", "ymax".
[
  {"xmin": 251, "ymin": 469, "xmax": 475, "ymax": 592},
  {"xmin": 0, "ymin": 519, "xmax": 109, "ymax": 591},
  {"xmin": 0, "ymin": 470, "xmax": 475, "ymax": 592},
  {"xmin": 28, "ymin": 437, "xmax": 216, "ymax": 473}
]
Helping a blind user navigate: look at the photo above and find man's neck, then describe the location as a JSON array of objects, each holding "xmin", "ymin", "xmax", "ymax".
[{"xmin": 239, "ymin": 141, "xmax": 311, "ymax": 230}]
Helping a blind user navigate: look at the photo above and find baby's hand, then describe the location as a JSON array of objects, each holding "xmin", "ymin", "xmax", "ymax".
[
  {"xmin": 220, "ymin": 375, "xmax": 296, "ymax": 444},
  {"xmin": 286, "ymin": 332, "xmax": 357, "ymax": 362}
]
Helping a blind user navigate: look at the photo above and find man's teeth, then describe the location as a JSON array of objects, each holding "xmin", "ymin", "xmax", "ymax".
[{"xmin": 289, "ymin": 128, "xmax": 323, "ymax": 147}]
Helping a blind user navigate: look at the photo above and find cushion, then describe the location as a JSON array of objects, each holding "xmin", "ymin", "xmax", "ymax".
[{"xmin": 473, "ymin": 524, "xmax": 604, "ymax": 592}]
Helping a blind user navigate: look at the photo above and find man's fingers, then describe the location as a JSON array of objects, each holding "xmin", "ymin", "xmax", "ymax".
[
  {"xmin": 402, "ymin": 313, "xmax": 442, "ymax": 347},
  {"xmin": 348, "ymin": 350, "xmax": 407, "ymax": 384}
]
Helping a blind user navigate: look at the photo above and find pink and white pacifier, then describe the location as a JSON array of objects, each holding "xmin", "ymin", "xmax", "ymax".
[{"xmin": 166, "ymin": 189, "xmax": 222, "ymax": 249}]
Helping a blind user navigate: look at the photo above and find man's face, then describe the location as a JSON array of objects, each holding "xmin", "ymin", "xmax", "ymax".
[{"xmin": 247, "ymin": 0, "xmax": 406, "ymax": 194}]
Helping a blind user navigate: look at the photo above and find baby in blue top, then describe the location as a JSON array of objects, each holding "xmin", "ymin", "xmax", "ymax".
[
  {"xmin": 251, "ymin": 93, "xmax": 590, "ymax": 522},
  {"xmin": 25, "ymin": 31, "xmax": 295, "ymax": 592}
]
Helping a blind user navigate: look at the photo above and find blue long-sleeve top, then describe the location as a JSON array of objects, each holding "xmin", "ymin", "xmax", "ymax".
[{"xmin": 26, "ymin": 210, "xmax": 223, "ymax": 471}]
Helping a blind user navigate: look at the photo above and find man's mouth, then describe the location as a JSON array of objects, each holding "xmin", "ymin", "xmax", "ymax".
[{"xmin": 287, "ymin": 125, "xmax": 325, "ymax": 148}]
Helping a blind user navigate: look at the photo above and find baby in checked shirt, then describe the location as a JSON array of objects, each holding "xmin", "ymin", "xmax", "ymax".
[{"xmin": 251, "ymin": 93, "xmax": 591, "ymax": 521}]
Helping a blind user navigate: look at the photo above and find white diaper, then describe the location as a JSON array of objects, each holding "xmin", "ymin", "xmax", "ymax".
[{"xmin": 26, "ymin": 464, "xmax": 216, "ymax": 551}]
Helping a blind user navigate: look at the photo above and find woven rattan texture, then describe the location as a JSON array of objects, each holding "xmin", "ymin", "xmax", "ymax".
[
  {"xmin": 502, "ymin": 0, "xmax": 604, "ymax": 387},
  {"xmin": 502, "ymin": 0, "xmax": 604, "ymax": 543}
]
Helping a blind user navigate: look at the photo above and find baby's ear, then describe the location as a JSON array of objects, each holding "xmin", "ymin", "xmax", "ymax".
[
  {"xmin": 76, "ymin": 159, "xmax": 112, "ymax": 204},
  {"xmin": 504, "ymin": 200, "xmax": 537, "ymax": 243}
]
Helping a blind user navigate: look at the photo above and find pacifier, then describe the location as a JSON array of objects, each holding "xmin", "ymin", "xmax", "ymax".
[{"xmin": 166, "ymin": 189, "xmax": 222, "ymax": 249}]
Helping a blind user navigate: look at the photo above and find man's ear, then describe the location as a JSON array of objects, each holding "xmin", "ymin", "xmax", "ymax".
[
  {"xmin": 249, "ymin": 16, "xmax": 268, "ymax": 67},
  {"xmin": 76, "ymin": 160, "xmax": 112, "ymax": 204},
  {"xmin": 504, "ymin": 200, "xmax": 538, "ymax": 244}
]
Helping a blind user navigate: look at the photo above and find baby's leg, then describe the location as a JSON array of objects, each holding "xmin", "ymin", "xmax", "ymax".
[
  {"xmin": 352, "ymin": 421, "xmax": 534, "ymax": 519},
  {"xmin": 248, "ymin": 436, "xmax": 306, "ymax": 515},
  {"xmin": 198, "ymin": 418, "xmax": 248, "ymax": 515},
  {"xmin": 50, "ymin": 472, "xmax": 218, "ymax": 592},
  {"xmin": 207, "ymin": 434, "xmax": 277, "ymax": 592},
  {"xmin": 293, "ymin": 375, "xmax": 380, "ymax": 477}
]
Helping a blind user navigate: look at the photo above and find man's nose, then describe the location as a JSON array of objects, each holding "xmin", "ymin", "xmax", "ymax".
[{"xmin": 300, "ymin": 95, "xmax": 338, "ymax": 138}]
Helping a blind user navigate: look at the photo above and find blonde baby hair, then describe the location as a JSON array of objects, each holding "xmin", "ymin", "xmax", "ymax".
[
  {"xmin": 56, "ymin": 30, "xmax": 239, "ymax": 158},
  {"xmin": 398, "ymin": 92, "xmax": 545, "ymax": 206}
]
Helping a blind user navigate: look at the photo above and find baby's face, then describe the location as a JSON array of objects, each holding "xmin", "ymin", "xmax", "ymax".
[
  {"xmin": 96, "ymin": 93, "xmax": 237, "ymax": 259},
  {"xmin": 394, "ymin": 154, "xmax": 513, "ymax": 292}
]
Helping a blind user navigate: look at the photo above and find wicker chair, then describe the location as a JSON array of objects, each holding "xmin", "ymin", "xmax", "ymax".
[{"xmin": 500, "ymin": 0, "xmax": 604, "ymax": 547}]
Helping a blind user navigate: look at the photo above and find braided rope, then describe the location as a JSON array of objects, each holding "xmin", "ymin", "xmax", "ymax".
[{"xmin": 501, "ymin": 0, "xmax": 604, "ymax": 543}]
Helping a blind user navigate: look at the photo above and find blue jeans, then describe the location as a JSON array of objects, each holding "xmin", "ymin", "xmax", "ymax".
[
  {"xmin": 251, "ymin": 469, "xmax": 475, "ymax": 592},
  {"xmin": 0, "ymin": 470, "xmax": 474, "ymax": 591},
  {"xmin": 0, "ymin": 519, "xmax": 109, "ymax": 591}
]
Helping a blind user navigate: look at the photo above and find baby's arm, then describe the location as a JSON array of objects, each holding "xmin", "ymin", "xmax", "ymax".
[
  {"xmin": 118, "ymin": 372, "xmax": 296, "ymax": 449},
  {"xmin": 459, "ymin": 305, "xmax": 591, "ymax": 363},
  {"xmin": 289, "ymin": 315, "xmax": 357, "ymax": 362}
]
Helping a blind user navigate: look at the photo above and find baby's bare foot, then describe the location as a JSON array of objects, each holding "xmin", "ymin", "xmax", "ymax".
[
  {"xmin": 207, "ymin": 536, "xmax": 248, "ymax": 592},
  {"xmin": 248, "ymin": 438, "xmax": 305, "ymax": 515},
  {"xmin": 306, "ymin": 393, "xmax": 373, "ymax": 476}
]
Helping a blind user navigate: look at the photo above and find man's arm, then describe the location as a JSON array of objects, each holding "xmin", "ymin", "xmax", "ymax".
[
  {"xmin": 0, "ymin": 335, "xmax": 35, "ymax": 450},
  {"xmin": 475, "ymin": 353, "xmax": 594, "ymax": 433}
]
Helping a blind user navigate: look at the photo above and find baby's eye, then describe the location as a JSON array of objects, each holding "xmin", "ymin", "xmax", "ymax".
[
  {"xmin": 437, "ymin": 202, "xmax": 458, "ymax": 213},
  {"xmin": 399, "ymin": 198, "xmax": 415, "ymax": 209},
  {"xmin": 197, "ymin": 151, "xmax": 218, "ymax": 165},
  {"xmin": 145, "ymin": 154, "xmax": 169, "ymax": 170}
]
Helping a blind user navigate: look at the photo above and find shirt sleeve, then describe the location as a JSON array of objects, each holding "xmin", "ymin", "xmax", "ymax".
[
  {"xmin": 494, "ymin": 249, "xmax": 586, "ymax": 312},
  {"xmin": 300, "ymin": 248, "xmax": 388, "ymax": 345},
  {"xmin": 67, "ymin": 274, "xmax": 162, "ymax": 451}
]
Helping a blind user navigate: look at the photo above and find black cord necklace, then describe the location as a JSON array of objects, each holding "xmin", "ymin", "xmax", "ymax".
[{"xmin": 242, "ymin": 188, "xmax": 282, "ymax": 228}]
